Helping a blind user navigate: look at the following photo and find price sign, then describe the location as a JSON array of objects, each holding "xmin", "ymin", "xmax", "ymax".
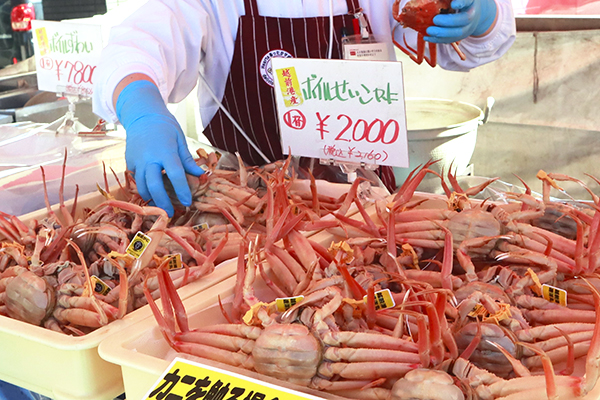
[
  {"xmin": 31, "ymin": 20, "xmax": 104, "ymax": 97},
  {"xmin": 144, "ymin": 358, "xmax": 327, "ymax": 400},
  {"xmin": 272, "ymin": 58, "xmax": 409, "ymax": 168}
]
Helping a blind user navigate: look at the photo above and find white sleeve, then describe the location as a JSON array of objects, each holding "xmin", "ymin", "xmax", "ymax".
[{"xmin": 92, "ymin": 0, "xmax": 241, "ymax": 123}]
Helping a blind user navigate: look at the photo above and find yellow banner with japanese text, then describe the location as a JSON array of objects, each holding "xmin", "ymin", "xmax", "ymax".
[
  {"xmin": 144, "ymin": 358, "xmax": 326, "ymax": 400},
  {"xmin": 275, "ymin": 66, "xmax": 303, "ymax": 107}
]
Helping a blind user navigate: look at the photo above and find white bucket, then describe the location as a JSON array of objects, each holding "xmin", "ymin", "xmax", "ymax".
[{"xmin": 393, "ymin": 97, "xmax": 493, "ymax": 187}]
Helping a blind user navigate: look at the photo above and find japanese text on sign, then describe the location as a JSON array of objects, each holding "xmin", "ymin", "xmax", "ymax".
[
  {"xmin": 301, "ymin": 75, "xmax": 399, "ymax": 105},
  {"xmin": 275, "ymin": 67, "xmax": 303, "ymax": 107},
  {"xmin": 31, "ymin": 20, "xmax": 104, "ymax": 96},
  {"xmin": 272, "ymin": 58, "xmax": 409, "ymax": 168},
  {"xmin": 145, "ymin": 358, "xmax": 327, "ymax": 400}
]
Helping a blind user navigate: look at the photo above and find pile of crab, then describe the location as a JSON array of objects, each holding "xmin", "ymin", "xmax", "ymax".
[
  {"xmin": 0, "ymin": 163, "xmax": 227, "ymax": 335},
  {"xmin": 147, "ymin": 160, "xmax": 600, "ymax": 400},
  {"xmin": 163, "ymin": 150, "xmax": 372, "ymax": 263},
  {"xmin": 0, "ymin": 150, "xmax": 369, "ymax": 335}
]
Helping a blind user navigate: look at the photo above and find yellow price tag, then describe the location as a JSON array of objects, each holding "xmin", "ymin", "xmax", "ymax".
[
  {"xmin": 363, "ymin": 288, "xmax": 395, "ymax": 311},
  {"xmin": 166, "ymin": 253, "xmax": 183, "ymax": 271},
  {"xmin": 468, "ymin": 303, "xmax": 487, "ymax": 319},
  {"xmin": 91, "ymin": 275, "xmax": 111, "ymax": 296},
  {"xmin": 193, "ymin": 223, "xmax": 210, "ymax": 232},
  {"xmin": 542, "ymin": 284, "xmax": 567, "ymax": 306},
  {"xmin": 145, "ymin": 358, "xmax": 326, "ymax": 400},
  {"xmin": 126, "ymin": 231, "xmax": 152, "ymax": 259},
  {"xmin": 275, "ymin": 295, "xmax": 304, "ymax": 312},
  {"xmin": 275, "ymin": 66, "xmax": 303, "ymax": 107}
]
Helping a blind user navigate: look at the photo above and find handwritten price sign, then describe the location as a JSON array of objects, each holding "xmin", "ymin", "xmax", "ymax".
[
  {"xmin": 272, "ymin": 58, "xmax": 409, "ymax": 168},
  {"xmin": 31, "ymin": 20, "xmax": 104, "ymax": 97}
]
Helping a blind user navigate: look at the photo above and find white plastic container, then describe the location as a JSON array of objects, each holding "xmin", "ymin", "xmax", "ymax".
[
  {"xmin": 393, "ymin": 97, "xmax": 493, "ymax": 187},
  {"xmin": 0, "ymin": 177, "xmax": 379, "ymax": 399},
  {"xmin": 0, "ymin": 188, "xmax": 238, "ymax": 400},
  {"xmin": 98, "ymin": 275, "xmax": 346, "ymax": 400},
  {"xmin": 0, "ymin": 258, "xmax": 237, "ymax": 400}
]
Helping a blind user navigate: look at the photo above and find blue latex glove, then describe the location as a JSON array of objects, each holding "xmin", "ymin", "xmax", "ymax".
[
  {"xmin": 425, "ymin": 0, "xmax": 497, "ymax": 44},
  {"xmin": 116, "ymin": 80, "xmax": 204, "ymax": 217}
]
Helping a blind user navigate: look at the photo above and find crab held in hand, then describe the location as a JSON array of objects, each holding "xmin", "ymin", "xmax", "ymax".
[{"xmin": 392, "ymin": 0, "xmax": 466, "ymax": 66}]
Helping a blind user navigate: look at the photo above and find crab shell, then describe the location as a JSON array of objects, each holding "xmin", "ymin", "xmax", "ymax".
[
  {"xmin": 397, "ymin": 0, "xmax": 453, "ymax": 35},
  {"xmin": 252, "ymin": 324, "xmax": 322, "ymax": 386},
  {"xmin": 5, "ymin": 270, "xmax": 56, "ymax": 326},
  {"xmin": 391, "ymin": 369, "xmax": 465, "ymax": 400}
]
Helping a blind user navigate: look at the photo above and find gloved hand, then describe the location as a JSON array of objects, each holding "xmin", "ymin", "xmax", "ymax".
[
  {"xmin": 116, "ymin": 80, "xmax": 204, "ymax": 217},
  {"xmin": 424, "ymin": 0, "xmax": 497, "ymax": 44}
]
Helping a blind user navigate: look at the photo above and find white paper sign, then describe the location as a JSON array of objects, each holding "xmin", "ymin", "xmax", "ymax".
[
  {"xmin": 272, "ymin": 58, "xmax": 409, "ymax": 168},
  {"xmin": 31, "ymin": 20, "xmax": 104, "ymax": 97}
]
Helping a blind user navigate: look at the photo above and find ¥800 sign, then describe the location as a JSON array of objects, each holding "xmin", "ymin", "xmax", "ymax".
[
  {"xmin": 272, "ymin": 58, "xmax": 409, "ymax": 169},
  {"xmin": 32, "ymin": 20, "xmax": 104, "ymax": 97}
]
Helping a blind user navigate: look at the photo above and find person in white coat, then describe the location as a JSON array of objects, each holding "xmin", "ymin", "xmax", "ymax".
[{"xmin": 93, "ymin": 0, "xmax": 516, "ymax": 217}]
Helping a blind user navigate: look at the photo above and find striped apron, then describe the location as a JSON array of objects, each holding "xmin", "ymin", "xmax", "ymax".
[{"xmin": 202, "ymin": 0, "xmax": 397, "ymax": 192}]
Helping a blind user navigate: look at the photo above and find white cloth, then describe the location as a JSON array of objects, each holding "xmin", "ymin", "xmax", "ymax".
[{"xmin": 92, "ymin": 0, "xmax": 515, "ymax": 127}]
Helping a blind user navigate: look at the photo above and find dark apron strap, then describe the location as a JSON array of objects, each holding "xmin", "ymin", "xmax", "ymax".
[
  {"xmin": 345, "ymin": 0, "xmax": 363, "ymax": 15},
  {"xmin": 244, "ymin": 0, "xmax": 363, "ymax": 17},
  {"xmin": 244, "ymin": 0, "xmax": 257, "ymax": 16}
]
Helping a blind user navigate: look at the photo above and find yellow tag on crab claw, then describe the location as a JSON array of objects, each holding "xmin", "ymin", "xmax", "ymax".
[
  {"xmin": 126, "ymin": 231, "xmax": 152, "ymax": 259},
  {"xmin": 166, "ymin": 253, "xmax": 183, "ymax": 270},
  {"xmin": 526, "ymin": 268, "xmax": 543, "ymax": 297},
  {"xmin": 401, "ymin": 244, "xmax": 420, "ymax": 270},
  {"xmin": 536, "ymin": 170, "xmax": 564, "ymax": 191},
  {"xmin": 192, "ymin": 223, "xmax": 209, "ymax": 232},
  {"xmin": 542, "ymin": 284, "xmax": 567, "ymax": 306},
  {"xmin": 106, "ymin": 251, "xmax": 133, "ymax": 260},
  {"xmin": 275, "ymin": 295, "xmax": 304, "ymax": 312},
  {"xmin": 91, "ymin": 275, "xmax": 111, "ymax": 296},
  {"xmin": 468, "ymin": 304, "xmax": 487, "ymax": 319},
  {"xmin": 96, "ymin": 184, "xmax": 115, "ymax": 201},
  {"xmin": 468, "ymin": 302, "xmax": 511, "ymax": 324},
  {"xmin": 242, "ymin": 301, "xmax": 271, "ymax": 325},
  {"xmin": 483, "ymin": 303, "xmax": 511, "ymax": 324},
  {"xmin": 329, "ymin": 241, "xmax": 354, "ymax": 264},
  {"xmin": 363, "ymin": 288, "xmax": 395, "ymax": 311}
]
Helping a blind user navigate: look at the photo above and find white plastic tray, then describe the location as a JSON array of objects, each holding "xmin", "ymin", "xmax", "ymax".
[
  {"xmin": 97, "ymin": 275, "xmax": 348, "ymax": 400},
  {"xmin": 0, "ymin": 187, "xmax": 238, "ymax": 400},
  {"xmin": 0, "ymin": 178, "xmax": 381, "ymax": 399}
]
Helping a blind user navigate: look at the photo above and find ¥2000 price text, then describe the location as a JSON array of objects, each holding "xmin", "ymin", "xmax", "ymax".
[{"xmin": 283, "ymin": 110, "xmax": 401, "ymax": 145}]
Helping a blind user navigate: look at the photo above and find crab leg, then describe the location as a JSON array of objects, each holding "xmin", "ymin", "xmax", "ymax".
[
  {"xmin": 268, "ymin": 243, "xmax": 306, "ymax": 281},
  {"xmin": 175, "ymin": 340, "xmax": 255, "ymax": 370},
  {"xmin": 318, "ymin": 361, "xmax": 415, "ymax": 380},
  {"xmin": 104, "ymin": 200, "xmax": 169, "ymax": 277},
  {"xmin": 584, "ymin": 278, "xmax": 600, "ymax": 394},
  {"xmin": 323, "ymin": 331, "xmax": 419, "ymax": 353},
  {"xmin": 324, "ymin": 347, "xmax": 420, "ymax": 364},
  {"xmin": 522, "ymin": 341, "xmax": 590, "ymax": 370},
  {"xmin": 263, "ymin": 249, "xmax": 297, "ymax": 295},
  {"xmin": 286, "ymin": 229, "xmax": 318, "ymax": 272}
]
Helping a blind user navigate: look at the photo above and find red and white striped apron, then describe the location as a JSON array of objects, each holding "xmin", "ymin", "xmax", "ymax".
[{"xmin": 202, "ymin": 0, "xmax": 397, "ymax": 192}]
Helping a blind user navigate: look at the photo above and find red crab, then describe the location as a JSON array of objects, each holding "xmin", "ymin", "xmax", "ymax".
[{"xmin": 392, "ymin": 0, "xmax": 466, "ymax": 67}]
